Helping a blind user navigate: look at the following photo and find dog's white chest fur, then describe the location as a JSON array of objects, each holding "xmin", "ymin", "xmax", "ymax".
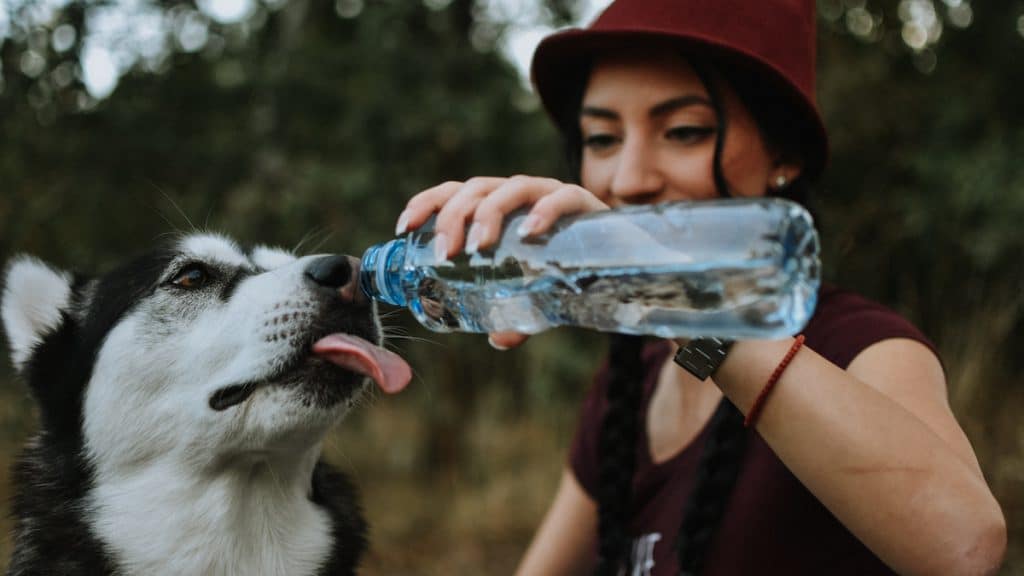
[{"xmin": 89, "ymin": 454, "xmax": 333, "ymax": 576}]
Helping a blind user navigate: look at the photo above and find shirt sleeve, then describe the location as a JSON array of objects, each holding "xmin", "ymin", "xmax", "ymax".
[{"xmin": 804, "ymin": 287, "xmax": 939, "ymax": 371}]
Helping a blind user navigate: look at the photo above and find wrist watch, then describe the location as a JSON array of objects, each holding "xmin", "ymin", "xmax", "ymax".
[{"xmin": 673, "ymin": 337, "xmax": 734, "ymax": 380}]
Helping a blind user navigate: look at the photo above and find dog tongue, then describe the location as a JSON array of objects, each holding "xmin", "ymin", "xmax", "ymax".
[{"xmin": 313, "ymin": 334, "xmax": 412, "ymax": 394}]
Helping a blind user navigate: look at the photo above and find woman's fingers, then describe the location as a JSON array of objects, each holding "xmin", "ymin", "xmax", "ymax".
[
  {"xmin": 397, "ymin": 180, "xmax": 464, "ymax": 235},
  {"xmin": 471, "ymin": 177, "xmax": 610, "ymax": 251},
  {"xmin": 432, "ymin": 177, "xmax": 507, "ymax": 258},
  {"xmin": 519, "ymin": 184, "xmax": 611, "ymax": 238},
  {"xmin": 469, "ymin": 176, "xmax": 566, "ymax": 250},
  {"xmin": 398, "ymin": 176, "xmax": 609, "ymax": 258},
  {"xmin": 488, "ymin": 331, "xmax": 530, "ymax": 350},
  {"xmin": 475, "ymin": 182, "xmax": 610, "ymax": 249},
  {"xmin": 397, "ymin": 177, "xmax": 506, "ymax": 258}
]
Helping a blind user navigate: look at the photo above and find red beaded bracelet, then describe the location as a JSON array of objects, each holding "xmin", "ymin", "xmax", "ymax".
[{"xmin": 743, "ymin": 334, "xmax": 806, "ymax": 428}]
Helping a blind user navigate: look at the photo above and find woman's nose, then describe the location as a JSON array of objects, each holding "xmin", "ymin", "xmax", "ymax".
[{"xmin": 609, "ymin": 138, "xmax": 664, "ymax": 203}]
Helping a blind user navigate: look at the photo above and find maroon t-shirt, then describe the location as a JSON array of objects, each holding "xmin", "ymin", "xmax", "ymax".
[{"xmin": 570, "ymin": 284, "xmax": 937, "ymax": 575}]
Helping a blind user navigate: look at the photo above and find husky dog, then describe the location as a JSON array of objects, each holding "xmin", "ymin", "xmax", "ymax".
[{"xmin": 1, "ymin": 233, "xmax": 411, "ymax": 576}]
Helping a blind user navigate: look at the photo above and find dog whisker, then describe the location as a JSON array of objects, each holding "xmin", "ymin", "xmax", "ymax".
[
  {"xmin": 322, "ymin": 433, "xmax": 361, "ymax": 482},
  {"xmin": 292, "ymin": 228, "xmax": 329, "ymax": 255},
  {"xmin": 306, "ymin": 231, "xmax": 337, "ymax": 255},
  {"xmin": 382, "ymin": 335, "xmax": 438, "ymax": 347},
  {"xmin": 380, "ymin": 325, "xmax": 423, "ymax": 337},
  {"xmin": 152, "ymin": 186, "xmax": 199, "ymax": 234}
]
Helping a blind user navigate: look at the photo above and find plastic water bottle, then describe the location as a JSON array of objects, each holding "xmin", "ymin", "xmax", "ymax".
[{"xmin": 359, "ymin": 198, "xmax": 820, "ymax": 340}]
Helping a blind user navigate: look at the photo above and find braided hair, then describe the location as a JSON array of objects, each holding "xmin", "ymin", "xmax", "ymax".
[
  {"xmin": 594, "ymin": 334, "xmax": 645, "ymax": 575},
  {"xmin": 674, "ymin": 401, "xmax": 748, "ymax": 575}
]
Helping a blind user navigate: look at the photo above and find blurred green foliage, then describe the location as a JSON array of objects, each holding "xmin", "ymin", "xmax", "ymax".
[{"xmin": 0, "ymin": 0, "xmax": 1021, "ymax": 572}]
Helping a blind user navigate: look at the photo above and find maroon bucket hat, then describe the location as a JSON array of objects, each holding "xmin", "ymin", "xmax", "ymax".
[{"xmin": 530, "ymin": 0, "xmax": 829, "ymax": 179}]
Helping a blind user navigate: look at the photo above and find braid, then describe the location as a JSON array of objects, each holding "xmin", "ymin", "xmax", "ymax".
[
  {"xmin": 594, "ymin": 333, "xmax": 645, "ymax": 576},
  {"xmin": 675, "ymin": 399, "xmax": 749, "ymax": 576}
]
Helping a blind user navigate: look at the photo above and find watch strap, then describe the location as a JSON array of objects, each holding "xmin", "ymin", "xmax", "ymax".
[{"xmin": 673, "ymin": 337, "xmax": 734, "ymax": 380}]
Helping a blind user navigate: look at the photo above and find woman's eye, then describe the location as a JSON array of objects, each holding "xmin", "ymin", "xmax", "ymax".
[
  {"xmin": 171, "ymin": 264, "xmax": 210, "ymax": 289},
  {"xmin": 582, "ymin": 133, "xmax": 619, "ymax": 150},
  {"xmin": 666, "ymin": 126, "xmax": 715, "ymax": 143}
]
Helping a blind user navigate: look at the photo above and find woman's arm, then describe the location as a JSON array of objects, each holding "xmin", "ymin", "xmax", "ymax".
[
  {"xmin": 516, "ymin": 469, "xmax": 598, "ymax": 576},
  {"xmin": 710, "ymin": 337, "xmax": 1006, "ymax": 576}
]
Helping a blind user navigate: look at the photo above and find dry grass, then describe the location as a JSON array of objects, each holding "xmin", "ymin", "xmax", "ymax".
[{"xmin": 334, "ymin": 399, "xmax": 567, "ymax": 575}]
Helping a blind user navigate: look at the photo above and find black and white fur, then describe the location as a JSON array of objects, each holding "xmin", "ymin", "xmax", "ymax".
[{"xmin": 1, "ymin": 233, "xmax": 383, "ymax": 575}]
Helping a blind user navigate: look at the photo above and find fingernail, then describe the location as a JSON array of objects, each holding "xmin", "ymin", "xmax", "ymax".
[
  {"xmin": 517, "ymin": 214, "xmax": 541, "ymax": 238},
  {"xmin": 465, "ymin": 223, "xmax": 486, "ymax": 254},
  {"xmin": 395, "ymin": 211, "xmax": 410, "ymax": 236},
  {"xmin": 433, "ymin": 233, "xmax": 448, "ymax": 261},
  {"xmin": 488, "ymin": 335, "xmax": 510, "ymax": 351}
]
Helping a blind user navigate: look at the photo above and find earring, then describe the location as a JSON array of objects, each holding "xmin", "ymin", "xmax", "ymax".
[{"xmin": 773, "ymin": 175, "xmax": 788, "ymax": 189}]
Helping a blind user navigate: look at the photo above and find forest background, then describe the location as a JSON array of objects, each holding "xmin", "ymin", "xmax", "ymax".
[{"xmin": 1, "ymin": 0, "xmax": 1022, "ymax": 573}]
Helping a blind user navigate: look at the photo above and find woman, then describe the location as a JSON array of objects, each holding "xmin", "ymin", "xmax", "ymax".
[{"xmin": 396, "ymin": 0, "xmax": 1007, "ymax": 574}]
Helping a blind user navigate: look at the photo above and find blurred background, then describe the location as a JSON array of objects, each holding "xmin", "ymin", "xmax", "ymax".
[{"xmin": 0, "ymin": 0, "xmax": 1021, "ymax": 573}]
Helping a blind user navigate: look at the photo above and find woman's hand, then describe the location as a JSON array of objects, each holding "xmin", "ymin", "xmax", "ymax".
[
  {"xmin": 395, "ymin": 176, "xmax": 610, "ymax": 349},
  {"xmin": 397, "ymin": 176, "xmax": 610, "ymax": 255}
]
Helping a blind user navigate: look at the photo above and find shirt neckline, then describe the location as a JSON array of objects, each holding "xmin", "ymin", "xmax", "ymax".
[{"xmin": 636, "ymin": 342, "xmax": 720, "ymax": 472}]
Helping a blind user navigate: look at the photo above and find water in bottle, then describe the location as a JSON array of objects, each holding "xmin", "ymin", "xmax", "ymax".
[{"xmin": 359, "ymin": 198, "xmax": 820, "ymax": 340}]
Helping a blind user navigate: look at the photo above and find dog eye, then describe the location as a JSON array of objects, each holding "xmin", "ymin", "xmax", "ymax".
[{"xmin": 171, "ymin": 264, "xmax": 211, "ymax": 289}]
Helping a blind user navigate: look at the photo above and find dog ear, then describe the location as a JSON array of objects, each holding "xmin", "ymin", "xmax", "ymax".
[{"xmin": 2, "ymin": 256, "xmax": 74, "ymax": 371}]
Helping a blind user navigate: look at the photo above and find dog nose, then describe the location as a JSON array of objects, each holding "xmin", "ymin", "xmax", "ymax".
[{"xmin": 305, "ymin": 255, "xmax": 367, "ymax": 305}]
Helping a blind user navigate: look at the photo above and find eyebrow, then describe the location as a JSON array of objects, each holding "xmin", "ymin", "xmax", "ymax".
[{"xmin": 580, "ymin": 95, "xmax": 713, "ymax": 120}]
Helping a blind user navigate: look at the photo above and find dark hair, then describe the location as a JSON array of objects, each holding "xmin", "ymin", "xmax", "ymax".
[
  {"xmin": 675, "ymin": 401, "xmax": 747, "ymax": 575},
  {"xmin": 563, "ymin": 46, "xmax": 821, "ymax": 575},
  {"xmin": 595, "ymin": 334, "xmax": 645, "ymax": 575}
]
